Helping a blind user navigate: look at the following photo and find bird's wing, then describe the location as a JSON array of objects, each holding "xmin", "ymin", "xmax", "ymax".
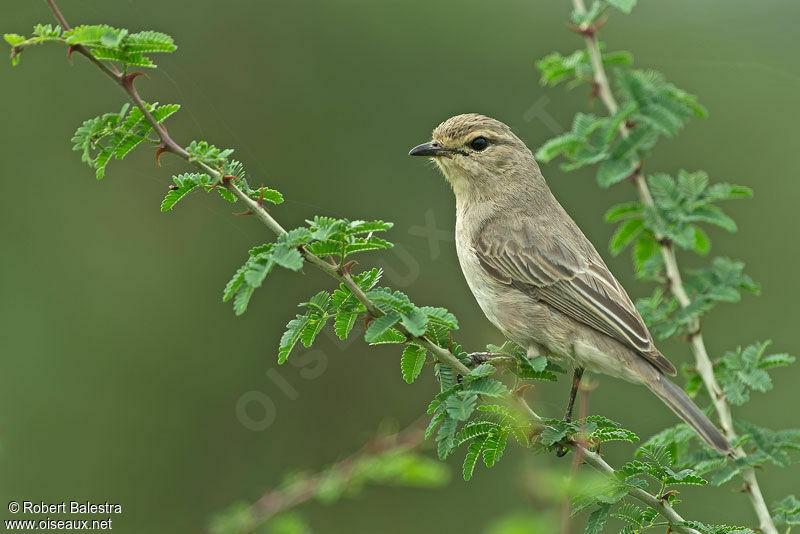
[{"xmin": 473, "ymin": 225, "xmax": 676, "ymax": 376}]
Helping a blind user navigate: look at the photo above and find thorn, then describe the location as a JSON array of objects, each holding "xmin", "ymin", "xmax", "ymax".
[
  {"xmin": 328, "ymin": 256, "xmax": 337, "ymax": 267},
  {"xmin": 257, "ymin": 186, "xmax": 265, "ymax": 206},
  {"xmin": 121, "ymin": 71, "xmax": 148, "ymax": 90},
  {"xmin": 67, "ymin": 45, "xmax": 78, "ymax": 61},
  {"xmin": 565, "ymin": 23, "xmax": 583, "ymax": 34},
  {"xmin": 341, "ymin": 260, "xmax": 358, "ymax": 275},
  {"xmin": 233, "ymin": 210, "xmax": 253, "ymax": 216},
  {"xmin": 589, "ymin": 81, "xmax": 600, "ymax": 102},
  {"xmin": 515, "ymin": 384, "xmax": 535, "ymax": 396},
  {"xmin": 660, "ymin": 490, "xmax": 680, "ymax": 501},
  {"xmin": 221, "ymin": 174, "xmax": 238, "ymax": 185},
  {"xmin": 155, "ymin": 144, "xmax": 168, "ymax": 166},
  {"xmin": 566, "ymin": 16, "xmax": 607, "ymax": 37}
]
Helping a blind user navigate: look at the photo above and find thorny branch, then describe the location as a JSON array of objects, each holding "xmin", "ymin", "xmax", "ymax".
[{"xmin": 569, "ymin": 0, "xmax": 777, "ymax": 532}]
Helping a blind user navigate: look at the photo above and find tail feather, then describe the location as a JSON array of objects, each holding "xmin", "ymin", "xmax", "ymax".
[{"xmin": 646, "ymin": 373, "xmax": 733, "ymax": 456}]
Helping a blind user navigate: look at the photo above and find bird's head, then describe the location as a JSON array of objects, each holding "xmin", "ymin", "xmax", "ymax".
[{"xmin": 408, "ymin": 113, "xmax": 538, "ymax": 200}]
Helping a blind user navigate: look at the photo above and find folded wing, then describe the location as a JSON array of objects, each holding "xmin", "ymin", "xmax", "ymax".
[{"xmin": 473, "ymin": 227, "xmax": 676, "ymax": 376}]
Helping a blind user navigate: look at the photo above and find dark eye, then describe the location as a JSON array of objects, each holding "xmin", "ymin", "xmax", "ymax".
[{"xmin": 470, "ymin": 136, "xmax": 488, "ymax": 151}]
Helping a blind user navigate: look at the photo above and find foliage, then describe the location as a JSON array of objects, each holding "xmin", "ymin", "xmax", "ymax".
[
  {"xmin": 71, "ymin": 102, "xmax": 179, "ymax": 179},
  {"xmin": 5, "ymin": 24, "xmax": 175, "ymax": 67},
  {"xmin": 532, "ymin": 1, "xmax": 798, "ymax": 533}
]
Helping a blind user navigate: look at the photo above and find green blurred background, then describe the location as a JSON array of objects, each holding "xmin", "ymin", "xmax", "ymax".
[{"xmin": 2, "ymin": 0, "xmax": 798, "ymax": 532}]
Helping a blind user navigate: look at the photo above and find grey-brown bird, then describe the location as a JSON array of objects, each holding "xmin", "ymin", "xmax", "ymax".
[{"xmin": 409, "ymin": 113, "xmax": 732, "ymax": 455}]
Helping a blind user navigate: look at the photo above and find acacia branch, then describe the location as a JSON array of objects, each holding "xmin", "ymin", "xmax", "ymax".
[
  {"xmin": 42, "ymin": 0, "xmax": 471, "ymax": 377},
  {"xmin": 517, "ymin": 397, "xmax": 702, "ymax": 534},
  {"xmin": 569, "ymin": 1, "xmax": 776, "ymax": 532},
  {"xmin": 243, "ymin": 421, "xmax": 428, "ymax": 531}
]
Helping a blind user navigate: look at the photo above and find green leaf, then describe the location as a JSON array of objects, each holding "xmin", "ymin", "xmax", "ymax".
[
  {"xmin": 247, "ymin": 186, "xmax": 284, "ymax": 204},
  {"xmin": 464, "ymin": 378, "xmax": 508, "ymax": 398},
  {"xmin": 445, "ymin": 393, "xmax": 478, "ymax": 421},
  {"xmin": 607, "ymin": 0, "xmax": 637, "ymax": 14},
  {"xmin": 605, "ymin": 202, "xmax": 642, "ymax": 222},
  {"xmin": 455, "ymin": 421, "xmax": 499, "ymax": 445},
  {"xmin": 664, "ymin": 469, "xmax": 707, "ymax": 486},
  {"xmin": 597, "ymin": 157, "xmax": 636, "ymax": 188},
  {"xmin": 300, "ymin": 314, "xmax": 328, "ymax": 347},
  {"xmin": 232, "ymin": 283, "xmax": 255, "ymax": 316},
  {"xmin": 540, "ymin": 421, "xmax": 573, "ymax": 447},
  {"xmin": 125, "ymin": 30, "xmax": 177, "ymax": 53},
  {"xmin": 278, "ymin": 314, "xmax": 311, "ymax": 364},
  {"xmin": 468, "ymin": 364, "xmax": 497, "ymax": 379},
  {"xmin": 419, "ymin": 306, "xmax": 459, "ymax": 330},
  {"xmin": 482, "ymin": 426, "xmax": 509, "ymax": 467},
  {"xmin": 400, "ymin": 307, "xmax": 428, "ymax": 337},
  {"xmin": 591, "ymin": 427, "xmax": 639, "ymax": 443},
  {"xmin": 462, "ymin": 435, "xmax": 487, "ymax": 481},
  {"xmin": 333, "ymin": 311, "xmax": 358, "ymax": 340},
  {"xmin": 613, "ymin": 503, "xmax": 644, "ymax": 527},
  {"xmin": 609, "ymin": 218, "xmax": 644, "ymax": 255},
  {"xmin": 401, "ymin": 345, "xmax": 426, "ymax": 384},
  {"xmin": 584, "ymin": 504, "xmax": 611, "ymax": 534},
  {"xmin": 610, "ymin": 125, "xmax": 653, "ymax": 160},
  {"xmin": 161, "ymin": 184, "xmax": 198, "ymax": 211},
  {"xmin": 772, "ymin": 495, "xmax": 800, "ymax": 527},
  {"xmin": 364, "ymin": 313, "xmax": 401, "ymax": 343},
  {"xmin": 692, "ymin": 226, "xmax": 711, "ymax": 255},
  {"xmin": 367, "ymin": 328, "xmax": 407, "ymax": 345},
  {"xmin": 4, "ymin": 33, "xmax": 26, "ymax": 46},
  {"xmin": 710, "ymin": 466, "xmax": 739, "ymax": 486},
  {"xmin": 435, "ymin": 416, "xmax": 458, "ymax": 460},
  {"xmin": 346, "ymin": 220, "xmax": 394, "ymax": 234},
  {"xmin": 223, "ymin": 263, "xmax": 248, "ymax": 303},
  {"xmin": 271, "ymin": 245, "xmax": 303, "ymax": 271},
  {"xmin": 425, "ymin": 410, "xmax": 445, "ymax": 440}
]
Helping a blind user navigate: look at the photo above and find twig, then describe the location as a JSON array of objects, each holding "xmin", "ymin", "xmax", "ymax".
[
  {"xmin": 42, "ymin": 0, "xmax": 471, "ymax": 377},
  {"xmin": 569, "ymin": 1, "xmax": 777, "ymax": 532},
  {"xmin": 245, "ymin": 421, "xmax": 427, "ymax": 531},
  {"xmin": 516, "ymin": 396, "xmax": 702, "ymax": 534}
]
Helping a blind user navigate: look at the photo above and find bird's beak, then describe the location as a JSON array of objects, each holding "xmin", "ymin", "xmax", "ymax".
[{"xmin": 408, "ymin": 141, "xmax": 451, "ymax": 157}]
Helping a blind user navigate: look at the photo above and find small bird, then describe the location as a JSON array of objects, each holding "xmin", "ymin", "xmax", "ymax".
[{"xmin": 409, "ymin": 113, "xmax": 732, "ymax": 455}]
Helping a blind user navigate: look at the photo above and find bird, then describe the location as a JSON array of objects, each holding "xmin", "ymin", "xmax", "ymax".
[{"xmin": 408, "ymin": 113, "xmax": 732, "ymax": 455}]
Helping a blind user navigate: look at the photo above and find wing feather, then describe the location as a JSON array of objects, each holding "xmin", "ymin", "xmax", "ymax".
[{"xmin": 474, "ymin": 229, "xmax": 676, "ymax": 376}]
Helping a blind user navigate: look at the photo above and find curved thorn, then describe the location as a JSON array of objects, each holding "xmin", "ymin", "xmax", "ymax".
[
  {"xmin": 67, "ymin": 45, "xmax": 78, "ymax": 61},
  {"xmin": 155, "ymin": 145, "xmax": 168, "ymax": 166},
  {"xmin": 341, "ymin": 260, "xmax": 358, "ymax": 275},
  {"xmin": 121, "ymin": 71, "xmax": 148, "ymax": 90}
]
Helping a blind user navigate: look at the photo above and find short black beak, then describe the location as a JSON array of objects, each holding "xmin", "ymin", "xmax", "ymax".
[{"xmin": 408, "ymin": 141, "xmax": 449, "ymax": 157}]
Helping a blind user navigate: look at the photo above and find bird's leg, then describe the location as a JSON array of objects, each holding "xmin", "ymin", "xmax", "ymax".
[
  {"xmin": 564, "ymin": 367, "xmax": 584, "ymax": 424},
  {"xmin": 555, "ymin": 366, "xmax": 584, "ymax": 457}
]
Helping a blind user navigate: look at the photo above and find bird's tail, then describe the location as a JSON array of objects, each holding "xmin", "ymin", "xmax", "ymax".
[{"xmin": 646, "ymin": 372, "xmax": 733, "ymax": 456}]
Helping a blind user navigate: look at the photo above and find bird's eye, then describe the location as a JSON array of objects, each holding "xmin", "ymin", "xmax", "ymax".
[{"xmin": 469, "ymin": 136, "xmax": 489, "ymax": 151}]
